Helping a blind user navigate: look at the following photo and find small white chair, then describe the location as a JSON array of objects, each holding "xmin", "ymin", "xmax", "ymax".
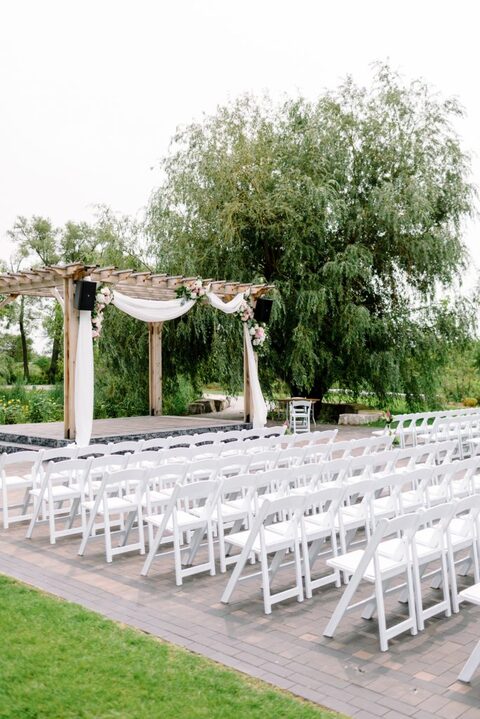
[{"xmin": 289, "ymin": 400, "xmax": 311, "ymax": 434}]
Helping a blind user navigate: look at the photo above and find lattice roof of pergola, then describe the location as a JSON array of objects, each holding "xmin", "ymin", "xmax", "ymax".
[{"xmin": 0, "ymin": 262, "xmax": 273, "ymax": 301}]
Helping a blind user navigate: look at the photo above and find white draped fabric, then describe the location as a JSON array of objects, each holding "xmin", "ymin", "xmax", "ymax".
[
  {"xmin": 74, "ymin": 288, "xmax": 267, "ymax": 445},
  {"xmin": 243, "ymin": 324, "xmax": 268, "ymax": 428},
  {"xmin": 206, "ymin": 291, "xmax": 246, "ymax": 314},
  {"xmin": 113, "ymin": 291, "xmax": 195, "ymax": 322},
  {"xmin": 75, "ymin": 310, "xmax": 94, "ymax": 446}
]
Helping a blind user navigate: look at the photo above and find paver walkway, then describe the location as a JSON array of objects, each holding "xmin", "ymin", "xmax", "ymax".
[{"xmin": 1, "ymin": 426, "xmax": 480, "ymax": 718}]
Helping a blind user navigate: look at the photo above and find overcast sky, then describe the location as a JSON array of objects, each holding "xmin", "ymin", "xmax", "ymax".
[{"xmin": 0, "ymin": 0, "xmax": 478, "ymax": 281}]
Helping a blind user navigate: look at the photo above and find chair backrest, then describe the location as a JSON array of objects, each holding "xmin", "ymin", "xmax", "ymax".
[
  {"xmin": 216, "ymin": 455, "xmax": 252, "ymax": 476},
  {"xmin": 1, "ymin": 450, "xmax": 42, "ymax": 470},
  {"xmin": 303, "ymin": 484, "xmax": 345, "ymax": 514},
  {"xmin": 302, "ymin": 444, "xmax": 331, "ymax": 464},
  {"xmin": 145, "ymin": 463, "xmax": 187, "ymax": 489},
  {"xmin": 193, "ymin": 431, "xmax": 220, "ymax": 446},
  {"xmin": 165, "ymin": 435, "xmax": 194, "ymax": 448},
  {"xmin": 317, "ymin": 457, "xmax": 351, "ymax": 484},
  {"xmin": 90, "ymin": 454, "xmax": 129, "ymax": 472},
  {"xmin": 100, "ymin": 468, "xmax": 147, "ymax": 499},
  {"xmin": 127, "ymin": 450, "xmax": 162, "ymax": 468},
  {"xmin": 254, "ymin": 495, "xmax": 305, "ymax": 541},
  {"xmin": 142, "ymin": 437, "xmax": 169, "ymax": 451},
  {"xmin": 276, "ymin": 447, "xmax": 306, "ymax": 468},
  {"xmin": 108, "ymin": 440, "xmax": 144, "ymax": 455},
  {"xmin": 290, "ymin": 401, "xmax": 311, "ymax": 416},
  {"xmin": 75, "ymin": 443, "xmax": 110, "ymax": 458},
  {"xmin": 304, "ymin": 429, "xmax": 338, "ymax": 446},
  {"xmin": 185, "ymin": 459, "xmax": 218, "ymax": 483},
  {"xmin": 41, "ymin": 446, "xmax": 78, "ymax": 462},
  {"xmin": 247, "ymin": 449, "xmax": 281, "ymax": 472},
  {"xmin": 45, "ymin": 458, "xmax": 92, "ymax": 488}
]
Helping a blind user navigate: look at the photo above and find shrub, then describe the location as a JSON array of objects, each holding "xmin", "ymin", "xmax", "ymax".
[{"xmin": 463, "ymin": 397, "xmax": 478, "ymax": 407}]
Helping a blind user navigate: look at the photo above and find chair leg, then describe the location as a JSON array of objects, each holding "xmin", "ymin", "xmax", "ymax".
[
  {"xmin": 459, "ymin": 639, "xmax": 480, "ymax": 683},
  {"xmin": 48, "ymin": 495, "xmax": 56, "ymax": 545},
  {"xmin": 261, "ymin": 546, "xmax": 272, "ymax": 614},
  {"xmin": 173, "ymin": 524, "xmax": 183, "ymax": 586},
  {"xmin": 26, "ymin": 490, "xmax": 44, "ymax": 539},
  {"xmin": 2, "ymin": 484, "xmax": 8, "ymax": 530},
  {"xmin": 104, "ymin": 509, "xmax": 113, "ymax": 563},
  {"xmin": 221, "ymin": 534, "xmax": 257, "ymax": 604}
]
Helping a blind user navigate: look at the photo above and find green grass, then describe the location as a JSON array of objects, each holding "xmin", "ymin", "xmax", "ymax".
[{"xmin": 0, "ymin": 576, "xmax": 342, "ymax": 719}]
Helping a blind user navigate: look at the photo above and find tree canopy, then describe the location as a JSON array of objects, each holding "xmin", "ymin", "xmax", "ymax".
[{"xmin": 147, "ymin": 65, "xmax": 477, "ymax": 404}]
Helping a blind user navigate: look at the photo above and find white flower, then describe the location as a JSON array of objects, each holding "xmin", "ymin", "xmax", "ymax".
[{"xmin": 249, "ymin": 327, "xmax": 256, "ymax": 336}]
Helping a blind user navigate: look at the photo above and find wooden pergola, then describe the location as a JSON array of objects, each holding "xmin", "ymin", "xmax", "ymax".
[{"xmin": 0, "ymin": 262, "xmax": 273, "ymax": 439}]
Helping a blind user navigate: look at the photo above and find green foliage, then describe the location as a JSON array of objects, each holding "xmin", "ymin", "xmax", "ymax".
[
  {"xmin": 436, "ymin": 341, "xmax": 480, "ymax": 404},
  {"xmin": 147, "ymin": 65, "xmax": 477, "ymax": 407},
  {"xmin": 0, "ymin": 576, "xmax": 338, "ymax": 719},
  {"xmin": 0, "ymin": 386, "xmax": 63, "ymax": 424}
]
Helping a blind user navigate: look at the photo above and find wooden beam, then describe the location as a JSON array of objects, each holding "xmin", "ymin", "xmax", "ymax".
[
  {"xmin": 0, "ymin": 294, "xmax": 18, "ymax": 309},
  {"xmin": 148, "ymin": 322, "xmax": 163, "ymax": 416},
  {"xmin": 63, "ymin": 278, "xmax": 79, "ymax": 439}
]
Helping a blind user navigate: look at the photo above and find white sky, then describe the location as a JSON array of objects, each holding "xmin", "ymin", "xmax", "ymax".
[{"xmin": 0, "ymin": 0, "xmax": 479, "ymax": 280}]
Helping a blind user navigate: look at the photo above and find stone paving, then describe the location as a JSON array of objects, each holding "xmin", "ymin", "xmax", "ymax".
[{"xmin": 1, "ymin": 426, "xmax": 480, "ymax": 718}]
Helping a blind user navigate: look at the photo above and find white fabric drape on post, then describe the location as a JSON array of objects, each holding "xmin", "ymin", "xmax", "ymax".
[
  {"xmin": 243, "ymin": 324, "xmax": 268, "ymax": 428},
  {"xmin": 74, "ymin": 310, "xmax": 94, "ymax": 446},
  {"xmin": 74, "ymin": 288, "xmax": 267, "ymax": 445}
]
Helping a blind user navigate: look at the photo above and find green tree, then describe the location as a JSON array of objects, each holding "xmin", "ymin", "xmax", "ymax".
[{"xmin": 147, "ymin": 65, "xmax": 477, "ymax": 405}]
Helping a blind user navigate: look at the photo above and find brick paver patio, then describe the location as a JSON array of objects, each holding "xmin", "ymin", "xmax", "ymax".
[{"xmin": 1, "ymin": 426, "xmax": 480, "ymax": 718}]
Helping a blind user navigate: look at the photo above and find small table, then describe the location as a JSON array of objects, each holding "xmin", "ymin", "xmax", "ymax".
[{"xmin": 458, "ymin": 583, "xmax": 480, "ymax": 682}]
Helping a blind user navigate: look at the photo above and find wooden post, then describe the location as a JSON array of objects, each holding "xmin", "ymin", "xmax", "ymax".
[
  {"xmin": 148, "ymin": 322, "xmax": 163, "ymax": 415},
  {"xmin": 243, "ymin": 332, "xmax": 251, "ymax": 423},
  {"xmin": 63, "ymin": 278, "xmax": 79, "ymax": 439}
]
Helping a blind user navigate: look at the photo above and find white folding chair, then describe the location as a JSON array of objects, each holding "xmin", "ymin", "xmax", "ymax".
[
  {"xmin": 447, "ymin": 495, "xmax": 480, "ymax": 613},
  {"xmin": 141, "ymin": 480, "xmax": 219, "ymax": 583},
  {"xmin": 27, "ymin": 458, "xmax": 92, "ymax": 544},
  {"xmin": 300, "ymin": 485, "xmax": 345, "ymax": 596},
  {"xmin": 409, "ymin": 503, "xmax": 454, "ymax": 630},
  {"xmin": 289, "ymin": 401, "xmax": 311, "ymax": 434},
  {"xmin": 324, "ymin": 513, "xmax": 419, "ymax": 651},
  {"xmin": 142, "ymin": 437, "xmax": 170, "ymax": 451},
  {"xmin": 78, "ymin": 468, "xmax": 146, "ymax": 562},
  {"xmin": 221, "ymin": 495, "xmax": 305, "ymax": 614},
  {"xmin": 0, "ymin": 450, "xmax": 42, "ymax": 528},
  {"xmin": 458, "ymin": 583, "xmax": 480, "ymax": 682}
]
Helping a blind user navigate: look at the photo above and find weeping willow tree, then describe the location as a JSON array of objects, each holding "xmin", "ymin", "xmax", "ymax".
[{"xmin": 147, "ymin": 64, "xmax": 477, "ymax": 406}]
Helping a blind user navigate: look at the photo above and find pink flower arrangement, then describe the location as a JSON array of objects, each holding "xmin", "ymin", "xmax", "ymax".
[
  {"xmin": 237, "ymin": 298, "xmax": 268, "ymax": 352},
  {"xmin": 91, "ymin": 285, "xmax": 113, "ymax": 340}
]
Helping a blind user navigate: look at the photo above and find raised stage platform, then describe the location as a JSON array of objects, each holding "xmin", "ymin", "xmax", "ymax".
[{"xmin": 0, "ymin": 415, "xmax": 250, "ymax": 450}]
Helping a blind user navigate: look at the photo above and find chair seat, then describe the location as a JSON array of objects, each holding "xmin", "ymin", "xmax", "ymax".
[
  {"xmin": 146, "ymin": 509, "xmax": 208, "ymax": 532},
  {"xmin": 83, "ymin": 496, "xmax": 137, "ymax": 513},
  {"xmin": 1, "ymin": 475, "xmax": 34, "ymax": 489},
  {"xmin": 31, "ymin": 485, "xmax": 79, "ymax": 500},
  {"xmin": 327, "ymin": 548, "xmax": 406, "ymax": 581},
  {"xmin": 226, "ymin": 526, "xmax": 296, "ymax": 553},
  {"xmin": 460, "ymin": 583, "xmax": 480, "ymax": 606}
]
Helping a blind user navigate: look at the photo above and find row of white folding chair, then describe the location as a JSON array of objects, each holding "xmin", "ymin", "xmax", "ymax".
[
  {"xmin": 416, "ymin": 414, "xmax": 480, "ymax": 456},
  {"xmin": 329, "ymin": 435, "xmax": 394, "ymax": 459},
  {"xmin": 375, "ymin": 407, "xmax": 480, "ymax": 447},
  {"xmin": 0, "ymin": 445, "xmax": 99, "ymax": 529},
  {"xmin": 324, "ymin": 496, "xmax": 480, "ymax": 650}
]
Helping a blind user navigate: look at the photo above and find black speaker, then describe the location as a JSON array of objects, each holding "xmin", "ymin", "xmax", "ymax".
[
  {"xmin": 74, "ymin": 280, "xmax": 97, "ymax": 311},
  {"xmin": 253, "ymin": 297, "xmax": 273, "ymax": 324}
]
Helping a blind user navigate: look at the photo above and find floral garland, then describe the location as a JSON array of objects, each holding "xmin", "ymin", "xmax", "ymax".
[
  {"xmin": 237, "ymin": 296, "xmax": 267, "ymax": 352},
  {"xmin": 91, "ymin": 285, "xmax": 113, "ymax": 340},
  {"xmin": 175, "ymin": 278, "xmax": 268, "ymax": 352},
  {"xmin": 175, "ymin": 278, "xmax": 207, "ymax": 303}
]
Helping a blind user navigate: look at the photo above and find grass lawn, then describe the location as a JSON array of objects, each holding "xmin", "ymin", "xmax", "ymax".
[{"xmin": 0, "ymin": 576, "xmax": 343, "ymax": 719}]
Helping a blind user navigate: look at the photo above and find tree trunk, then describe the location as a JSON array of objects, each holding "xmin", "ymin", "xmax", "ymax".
[
  {"xmin": 19, "ymin": 296, "xmax": 30, "ymax": 382},
  {"xmin": 47, "ymin": 334, "xmax": 61, "ymax": 383},
  {"xmin": 47, "ymin": 304, "xmax": 63, "ymax": 383}
]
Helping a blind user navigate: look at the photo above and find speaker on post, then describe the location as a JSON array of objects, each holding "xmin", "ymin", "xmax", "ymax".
[
  {"xmin": 74, "ymin": 280, "xmax": 97, "ymax": 311},
  {"xmin": 253, "ymin": 297, "xmax": 273, "ymax": 324}
]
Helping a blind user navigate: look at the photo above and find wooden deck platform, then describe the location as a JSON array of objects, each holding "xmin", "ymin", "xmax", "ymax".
[{"xmin": 0, "ymin": 415, "xmax": 249, "ymax": 448}]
